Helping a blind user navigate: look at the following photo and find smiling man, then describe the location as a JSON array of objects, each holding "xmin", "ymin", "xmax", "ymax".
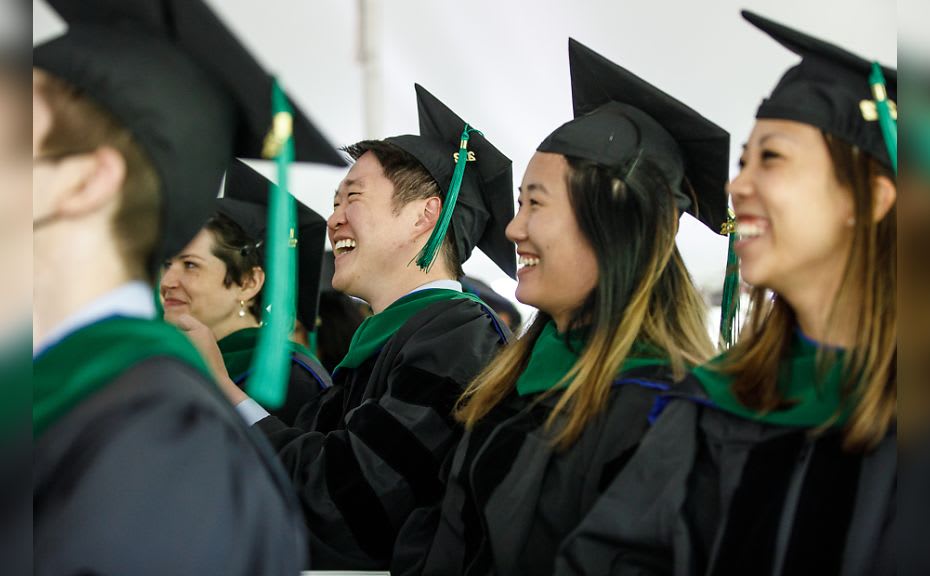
[{"xmin": 192, "ymin": 84, "xmax": 516, "ymax": 570}]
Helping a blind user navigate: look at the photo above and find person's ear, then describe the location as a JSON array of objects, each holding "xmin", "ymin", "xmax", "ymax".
[
  {"xmin": 55, "ymin": 147, "xmax": 127, "ymax": 219},
  {"xmin": 415, "ymin": 196, "xmax": 442, "ymax": 232},
  {"xmin": 871, "ymin": 174, "xmax": 897, "ymax": 223},
  {"xmin": 239, "ymin": 266, "xmax": 265, "ymax": 302}
]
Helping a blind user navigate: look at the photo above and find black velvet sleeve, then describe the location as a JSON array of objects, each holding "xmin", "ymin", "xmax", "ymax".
[{"xmin": 256, "ymin": 299, "xmax": 507, "ymax": 570}]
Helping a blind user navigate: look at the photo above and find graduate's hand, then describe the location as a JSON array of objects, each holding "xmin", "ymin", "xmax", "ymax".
[{"xmin": 172, "ymin": 313, "xmax": 248, "ymax": 405}]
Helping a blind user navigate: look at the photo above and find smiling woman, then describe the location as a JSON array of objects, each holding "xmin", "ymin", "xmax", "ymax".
[
  {"xmin": 726, "ymin": 124, "xmax": 896, "ymax": 443},
  {"xmin": 732, "ymin": 122, "xmax": 859, "ymax": 303},
  {"xmin": 507, "ymin": 152, "xmax": 599, "ymax": 333},
  {"xmin": 161, "ymin": 161, "xmax": 332, "ymax": 425},
  {"xmin": 161, "ymin": 223, "xmax": 260, "ymax": 339},
  {"xmin": 410, "ymin": 38, "xmax": 730, "ymax": 576}
]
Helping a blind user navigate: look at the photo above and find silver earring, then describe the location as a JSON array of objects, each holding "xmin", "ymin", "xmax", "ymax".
[{"xmin": 238, "ymin": 301, "xmax": 246, "ymax": 318}]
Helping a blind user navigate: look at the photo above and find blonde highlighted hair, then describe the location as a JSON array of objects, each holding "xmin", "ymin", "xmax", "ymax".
[{"xmin": 455, "ymin": 155, "xmax": 714, "ymax": 450}]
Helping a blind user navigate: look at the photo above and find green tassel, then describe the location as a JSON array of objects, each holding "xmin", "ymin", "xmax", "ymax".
[
  {"xmin": 414, "ymin": 124, "xmax": 479, "ymax": 272},
  {"xmin": 246, "ymin": 78, "xmax": 297, "ymax": 409},
  {"xmin": 719, "ymin": 211, "xmax": 741, "ymax": 349},
  {"xmin": 870, "ymin": 62, "xmax": 897, "ymax": 175}
]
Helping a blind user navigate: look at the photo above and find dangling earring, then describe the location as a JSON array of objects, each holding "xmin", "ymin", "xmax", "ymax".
[
  {"xmin": 846, "ymin": 216, "xmax": 856, "ymax": 227},
  {"xmin": 238, "ymin": 300, "xmax": 247, "ymax": 318}
]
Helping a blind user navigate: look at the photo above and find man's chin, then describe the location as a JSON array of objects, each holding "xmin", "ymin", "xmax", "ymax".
[
  {"xmin": 330, "ymin": 269, "xmax": 353, "ymax": 294},
  {"xmin": 332, "ymin": 278, "xmax": 368, "ymax": 304}
]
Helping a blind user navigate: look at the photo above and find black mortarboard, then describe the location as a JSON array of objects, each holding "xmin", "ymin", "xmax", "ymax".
[
  {"xmin": 319, "ymin": 250, "xmax": 336, "ymax": 293},
  {"xmin": 743, "ymin": 10, "xmax": 897, "ymax": 169},
  {"xmin": 382, "ymin": 84, "xmax": 516, "ymax": 278},
  {"xmin": 538, "ymin": 38, "xmax": 730, "ymax": 234},
  {"xmin": 33, "ymin": 0, "xmax": 345, "ymax": 272},
  {"xmin": 215, "ymin": 160, "xmax": 326, "ymax": 329}
]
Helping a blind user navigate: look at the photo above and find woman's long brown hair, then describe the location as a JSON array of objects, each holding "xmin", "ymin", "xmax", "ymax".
[
  {"xmin": 720, "ymin": 134, "xmax": 896, "ymax": 451},
  {"xmin": 455, "ymin": 155, "xmax": 714, "ymax": 450}
]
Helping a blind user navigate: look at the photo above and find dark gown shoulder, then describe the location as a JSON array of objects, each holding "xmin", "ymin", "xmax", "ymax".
[
  {"xmin": 701, "ymin": 407, "xmax": 895, "ymax": 576},
  {"xmin": 555, "ymin": 374, "xmax": 896, "ymax": 576},
  {"xmin": 231, "ymin": 342, "xmax": 332, "ymax": 426},
  {"xmin": 34, "ymin": 356, "xmax": 307, "ymax": 576},
  {"xmin": 413, "ymin": 364, "xmax": 678, "ymax": 576}
]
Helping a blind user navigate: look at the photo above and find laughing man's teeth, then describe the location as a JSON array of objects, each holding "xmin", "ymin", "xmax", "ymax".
[
  {"xmin": 334, "ymin": 239, "xmax": 357, "ymax": 254},
  {"xmin": 736, "ymin": 222, "xmax": 765, "ymax": 239},
  {"xmin": 518, "ymin": 256, "xmax": 539, "ymax": 268}
]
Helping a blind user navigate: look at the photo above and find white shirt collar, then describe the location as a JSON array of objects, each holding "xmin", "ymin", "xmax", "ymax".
[
  {"xmin": 407, "ymin": 279, "xmax": 463, "ymax": 295},
  {"xmin": 35, "ymin": 281, "xmax": 156, "ymax": 357}
]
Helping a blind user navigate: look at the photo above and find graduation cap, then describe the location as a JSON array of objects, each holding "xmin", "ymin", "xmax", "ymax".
[
  {"xmin": 215, "ymin": 160, "xmax": 327, "ymax": 330},
  {"xmin": 461, "ymin": 275, "xmax": 521, "ymax": 325},
  {"xmin": 538, "ymin": 38, "xmax": 730, "ymax": 234},
  {"xmin": 319, "ymin": 250, "xmax": 336, "ymax": 293},
  {"xmin": 743, "ymin": 10, "xmax": 897, "ymax": 170},
  {"xmin": 381, "ymin": 84, "xmax": 516, "ymax": 278},
  {"xmin": 33, "ymin": 0, "xmax": 346, "ymax": 272}
]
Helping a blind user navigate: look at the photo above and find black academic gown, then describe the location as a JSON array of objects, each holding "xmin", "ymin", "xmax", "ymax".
[
  {"xmin": 256, "ymin": 297, "xmax": 509, "ymax": 570},
  {"xmin": 34, "ymin": 356, "xmax": 308, "ymax": 576},
  {"xmin": 554, "ymin": 378, "xmax": 896, "ymax": 576},
  {"xmin": 404, "ymin": 365, "xmax": 675, "ymax": 576},
  {"xmin": 220, "ymin": 327, "xmax": 333, "ymax": 426},
  {"xmin": 249, "ymin": 349, "xmax": 330, "ymax": 426}
]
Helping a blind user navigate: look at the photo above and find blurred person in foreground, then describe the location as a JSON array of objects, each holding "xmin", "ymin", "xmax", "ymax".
[{"xmin": 31, "ymin": 0, "xmax": 345, "ymax": 572}]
